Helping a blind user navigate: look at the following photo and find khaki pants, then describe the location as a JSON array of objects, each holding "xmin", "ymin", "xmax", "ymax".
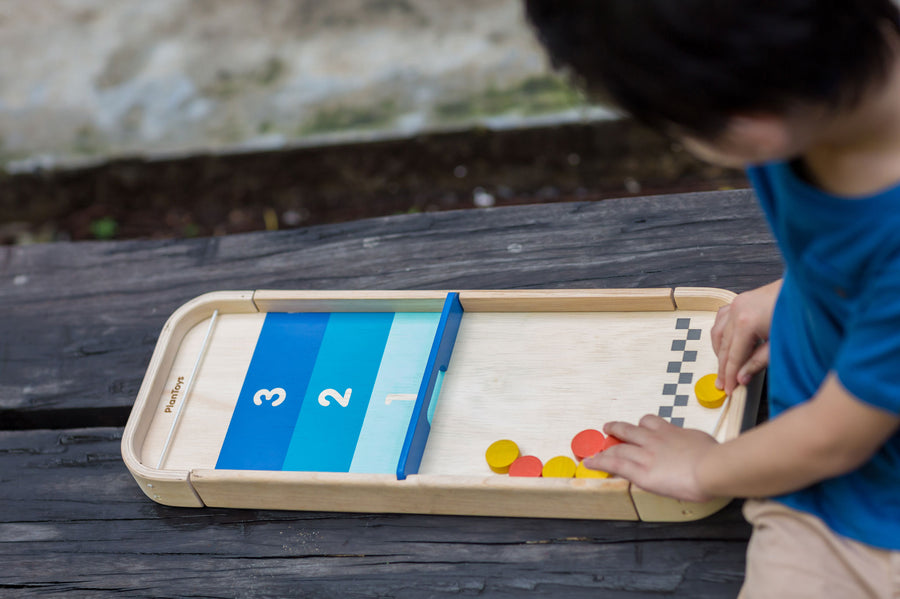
[{"xmin": 739, "ymin": 499, "xmax": 900, "ymax": 599}]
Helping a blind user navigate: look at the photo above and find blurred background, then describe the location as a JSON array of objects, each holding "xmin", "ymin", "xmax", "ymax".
[{"xmin": 0, "ymin": 0, "xmax": 746, "ymax": 244}]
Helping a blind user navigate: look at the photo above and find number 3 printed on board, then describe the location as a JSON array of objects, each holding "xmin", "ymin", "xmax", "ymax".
[
  {"xmin": 253, "ymin": 387, "xmax": 286, "ymax": 407},
  {"xmin": 318, "ymin": 388, "xmax": 351, "ymax": 408}
]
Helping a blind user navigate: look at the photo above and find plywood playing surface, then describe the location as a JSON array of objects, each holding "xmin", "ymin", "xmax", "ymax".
[
  {"xmin": 420, "ymin": 310, "xmax": 723, "ymax": 476},
  {"xmin": 124, "ymin": 289, "xmax": 751, "ymax": 520},
  {"xmin": 141, "ymin": 311, "xmax": 441, "ymax": 474},
  {"xmin": 141, "ymin": 307, "xmax": 726, "ymax": 476}
]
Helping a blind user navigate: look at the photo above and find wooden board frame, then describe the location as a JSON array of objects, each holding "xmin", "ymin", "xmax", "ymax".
[{"xmin": 121, "ymin": 288, "xmax": 759, "ymax": 521}]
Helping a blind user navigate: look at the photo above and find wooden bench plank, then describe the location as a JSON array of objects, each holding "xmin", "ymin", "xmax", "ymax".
[
  {"xmin": 1, "ymin": 190, "xmax": 779, "ymax": 597},
  {"xmin": 1, "ymin": 427, "xmax": 749, "ymax": 597},
  {"xmin": 0, "ymin": 189, "xmax": 780, "ymax": 424}
]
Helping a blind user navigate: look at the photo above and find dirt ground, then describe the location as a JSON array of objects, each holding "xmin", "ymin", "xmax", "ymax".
[{"xmin": 0, "ymin": 120, "xmax": 747, "ymax": 244}]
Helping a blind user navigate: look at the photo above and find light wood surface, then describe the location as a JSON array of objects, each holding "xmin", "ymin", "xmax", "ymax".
[
  {"xmin": 140, "ymin": 313, "xmax": 265, "ymax": 471},
  {"xmin": 631, "ymin": 488, "xmax": 732, "ymax": 522},
  {"xmin": 459, "ymin": 288, "xmax": 675, "ymax": 312},
  {"xmin": 674, "ymin": 287, "xmax": 737, "ymax": 311},
  {"xmin": 123, "ymin": 288, "xmax": 750, "ymax": 519},
  {"xmin": 252, "ymin": 289, "xmax": 448, "ymax": 313},
  {"xmin": 121, "ymin": 291, "xmax": 257, "ymax": 506},
  {"xmin": 421, "ymin": 309, "xmax": 724, "ymax": 475},
  {"xmin": 191, "ymin": 470, "xmax": 639, "ymax": 520}
]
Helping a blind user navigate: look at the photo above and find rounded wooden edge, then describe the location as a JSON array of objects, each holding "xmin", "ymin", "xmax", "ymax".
[
  {"xmin": 631, "ymin": 485, "xmax": 733, "ymax": 522},
  {"xmin": 252, "ymin": 289, "xmax": 450, "ymax": 301},
  {"xmin": 458, "ymin": 288, "xmax": 676, "ymax": 312},
  {"xmin": 251, "ymin": 289, "xmax": 450, "ymax": 313},
  {"xmin": 127, "ymin": 469, "xmax": 204, "ymax": 508},
  {"xmin": 121, "ymin": 290, "xmax": 257, "ymax": 500},
  {"xmin": 191, "ymin": 469, "xmax": 631, "ymax": 491},
  {"xmin": 121, "ymin": 286, "xmax": 751, "ymax": 516},
  {"xmin": 673, "ymin": 287, "xmax": 736, "ymax": 311},
  {"xmin": 190, "ymin": 470, "xmax": 638, "ymax": 519},
  {"xmin": 719, "ymin": 384, "xmax": 749, "ymax": 442}
]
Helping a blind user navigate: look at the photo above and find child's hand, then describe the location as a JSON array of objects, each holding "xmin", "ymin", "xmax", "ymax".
[
  {"xmin": 711, "ymin": 279, "xmax": 782, "ymax": 395},
  {"xmin": 583, "ymin": 416, "xmax": 718, "ymax": 503}
]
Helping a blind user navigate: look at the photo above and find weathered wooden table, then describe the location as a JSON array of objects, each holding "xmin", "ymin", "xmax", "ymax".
[{"xmin": 1, "ymin": 189, "xmax": 781, "ymax": 598}]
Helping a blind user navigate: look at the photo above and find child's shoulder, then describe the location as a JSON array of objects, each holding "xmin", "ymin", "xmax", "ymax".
[
  {"xmin": 750, "ymin": 160, "xmax": 900, "ymax": 206},
  {"xmin": 749, "ymin": 160, "xmax": 900, "ymax": 282}
]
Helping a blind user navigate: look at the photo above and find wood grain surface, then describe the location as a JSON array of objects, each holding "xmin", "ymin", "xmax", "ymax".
[{"xmin": 0, "ymin": 189, "xmax": 782, "ymax": 597}]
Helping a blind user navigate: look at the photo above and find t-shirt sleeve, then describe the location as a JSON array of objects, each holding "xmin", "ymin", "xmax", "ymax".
[{"xmin": 835, "ymin": 266, "xmax": 900, "ymax": 414}]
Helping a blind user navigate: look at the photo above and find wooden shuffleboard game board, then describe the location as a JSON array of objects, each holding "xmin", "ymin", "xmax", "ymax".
[{"xmin": 122, "ymin": 288, "xmax": 762, "ymax": 521}]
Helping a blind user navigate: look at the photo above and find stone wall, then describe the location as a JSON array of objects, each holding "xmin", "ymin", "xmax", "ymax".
[{"xmin": 0, "ymin": 0, "xmax": 608, "ymax": 171}]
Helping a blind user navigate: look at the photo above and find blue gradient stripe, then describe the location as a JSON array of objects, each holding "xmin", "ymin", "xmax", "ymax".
[
  {"xmin": 281, "ymin": 312, "xmax": 395, "ymax": 472},
  {"xmin": 215, "ymin": 312, "xmax": 329, "ymax": 470},
  {"xmin": 349, "ymin": 312, "xmax": 442, "ymax": 473}
]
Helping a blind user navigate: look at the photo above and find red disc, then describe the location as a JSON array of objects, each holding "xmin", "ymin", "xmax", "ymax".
[
  {"xmin": 601, "ymin": 435, "xmax": 623, "ymax": 451},
  {"xmin": 508, "ymin": 455, "xmax": 543, "ymax": 477},
  {"xmin": 571, "ymin": 429, "xmax": 605, "ymax": 460}
]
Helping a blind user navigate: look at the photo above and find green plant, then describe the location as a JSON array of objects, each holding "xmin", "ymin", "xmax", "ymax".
[{"xmin": 90, "ymin": 217, "xmax": 118, "ymax": 240}]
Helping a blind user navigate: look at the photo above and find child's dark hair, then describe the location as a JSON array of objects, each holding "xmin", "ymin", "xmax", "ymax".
[{"xmin": 525, "ymin": 0, "xmax": 900, "ymax": 140}]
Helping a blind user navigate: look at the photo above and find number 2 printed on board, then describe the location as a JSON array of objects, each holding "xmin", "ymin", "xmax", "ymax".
[{"xmin": 318, "ymin": 388, "xmax": 352, "ymax": 407}]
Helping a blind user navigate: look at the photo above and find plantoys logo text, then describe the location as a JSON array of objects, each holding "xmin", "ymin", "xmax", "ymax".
[{"xmin": 165, "ymin": 376, "xmax": 185, "ymax": 413}]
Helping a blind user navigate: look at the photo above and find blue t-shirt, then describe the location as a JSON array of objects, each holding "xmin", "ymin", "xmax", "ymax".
[{"xmin": 748, "ymin": 161, "xmax": 900, "ymax": 550}]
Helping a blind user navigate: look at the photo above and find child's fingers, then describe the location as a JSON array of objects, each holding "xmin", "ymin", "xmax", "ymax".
[
  {"xmin": 721, "ymin": 324, "xmax": 760, "ymax": 395},
  {"xmin": 716, "ymin": 302, "xmax": 768, "ymax": 394},
  {"xmin": 603, "ymin": 414, "xmax": 673, "ymax": 453},
  {"xmin": 603, "ymin": 415, "xmax": 673, "ymax": 445},
  {"xmin": 591, "ymin": 416, "xmax": 712, "ymax": 500},
  {"xmin": 737, "ymin": 341, "xmax": 769, "ymax": 385},
  {"xmin": 583, "ymin": 444, "xmax": 646, "ymax": 479},
  {"xmin": 714, "ymin": 281, "xmax": 780, "ymax": 393},
  {"xmin": 710, "ymin": 304, "xmax": 731, "ymax": 356},
  {"xmin": 715, "ymin": 314, "xmax": 734, "ymax": 390},
  {"xmin": 602, "ymin": 419, "xmax": 653, "ymax": 447},
  {"xmin": 584, "ymin": 426, "xmax": 657, "ymax": 474},
  {"xmin": 722, "ymin": 341, "xmax": 751, "ymax": 395},
  {"xmin": 638, "ymin": 413, "xmax": 673, "ymax": 431}
]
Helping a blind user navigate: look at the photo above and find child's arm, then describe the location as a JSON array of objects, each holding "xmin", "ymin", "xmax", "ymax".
[
  {"xmin": 584, "ymin": 279, "xmax": 900, "ymax": 502},
  {"xmin": 585, "ymin": 376, "xmax": 900, "ymax": 502}
]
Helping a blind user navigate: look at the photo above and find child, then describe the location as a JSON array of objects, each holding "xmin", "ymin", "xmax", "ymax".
[{"xmin": 525, "ymin": 2, "xmax": 900, "ymax": 597}]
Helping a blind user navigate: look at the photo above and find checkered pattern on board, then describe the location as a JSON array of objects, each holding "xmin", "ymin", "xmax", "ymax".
[{"xmin": 657, "ymin": 318, "xmax": 702, "ymax": 427}]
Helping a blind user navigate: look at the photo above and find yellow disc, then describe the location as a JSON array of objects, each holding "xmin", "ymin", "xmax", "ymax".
[
  {"xmin": 485, "ymin": 440, "xmax": 519, "ymax": 474},
  {"xmin": 575, "ymin": 461, "xmax": 610, "ymax": 479},
  {"xmin": 542, "ymin": 455, "xmax": 577, "ymax": 478},
  {"xmin": 695, "ymin": 373, "xmax": 727, "ymax": 409}
]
